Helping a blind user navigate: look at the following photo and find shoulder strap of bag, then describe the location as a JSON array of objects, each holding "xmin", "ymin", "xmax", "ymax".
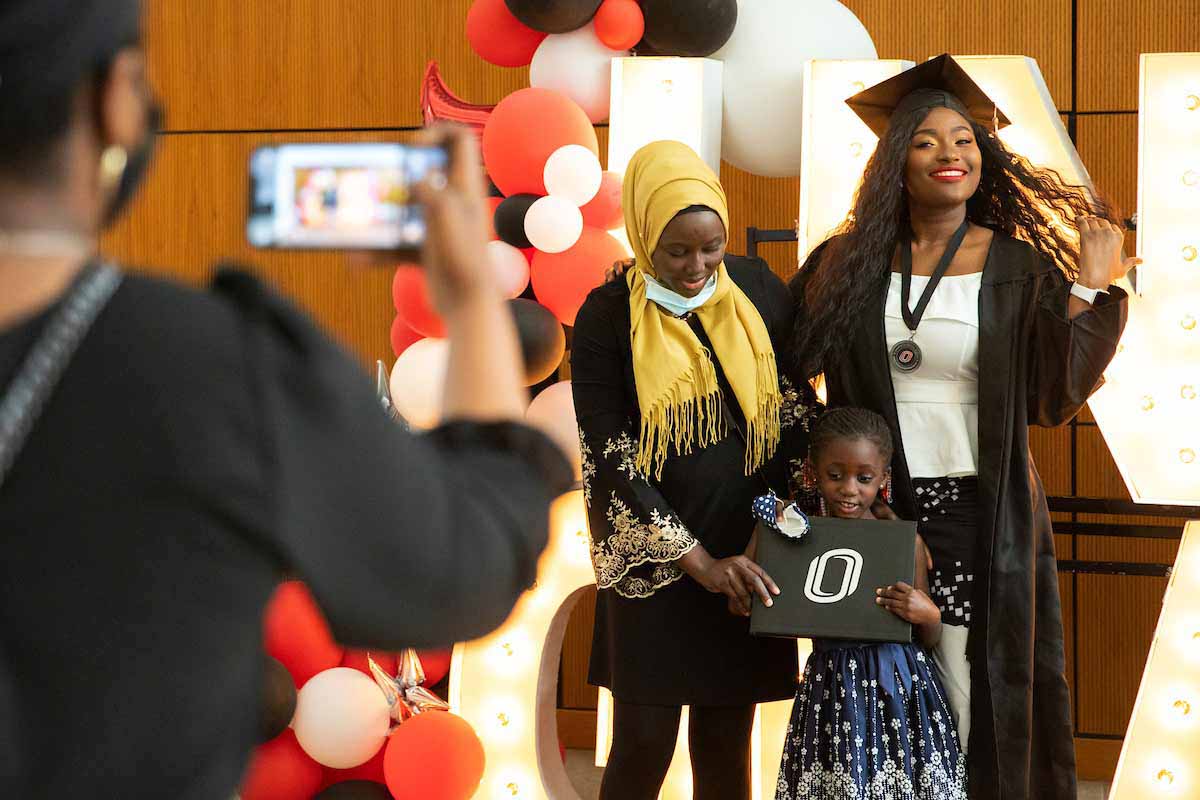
[{"xmin": 0, "ymin": 263, "xmax": 122, "ymax": 490}]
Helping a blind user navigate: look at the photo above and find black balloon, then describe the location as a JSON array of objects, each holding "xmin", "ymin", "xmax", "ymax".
[
  {"xmin": 494, "ymin": 193, "xmax": 540, "ymax": 250},
  {"xmin": 640, "ymin": 0, "xmax": 738, "ymax": 57},
  {"xmin": 259, "ymin": 655, "xmax": 297, "ymax": 743},
  {"xmin": 504, "ymin": 0, "xmax": 603, "ymax": 34},
  {"xmin": 315, "ymin": 781, "xmax": 393, "ymax": 800},
  {"xmin": 510, "ymin": 299, "xmax": 566, "ymax": 386}
]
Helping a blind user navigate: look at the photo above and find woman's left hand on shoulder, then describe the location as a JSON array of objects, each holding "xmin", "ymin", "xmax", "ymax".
[
  {"xmin": 1076, "ymin": 215, "xmax": 1142, "ymax": 290},
  {"xmin": 875, "ymin": 582, "xmax": 940, "ymax": 626}
]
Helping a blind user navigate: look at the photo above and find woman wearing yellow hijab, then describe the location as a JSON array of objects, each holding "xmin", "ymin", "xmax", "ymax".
[{"xmin": 572, "ymin": 141, "xmax": 816, "ymax": 799}]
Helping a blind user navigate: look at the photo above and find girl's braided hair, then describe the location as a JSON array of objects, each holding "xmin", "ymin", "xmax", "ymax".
[{"xmin": 809, "ymin": 407, "xmax": 894, "ymax": 463}]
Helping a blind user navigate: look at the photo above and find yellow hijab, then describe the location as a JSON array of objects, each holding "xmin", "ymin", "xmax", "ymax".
[{"xmin": 623, "ymin": 141, "xmax": 781, "ymax": 479}]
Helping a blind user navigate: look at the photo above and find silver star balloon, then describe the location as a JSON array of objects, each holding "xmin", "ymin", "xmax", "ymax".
[{"xmin": 369, "ymin": 649, "xmax": 450, "ymax": 725}]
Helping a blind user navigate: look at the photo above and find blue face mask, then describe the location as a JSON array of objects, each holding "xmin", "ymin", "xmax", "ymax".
[{"xmin": 642, "ymin": 272, "xmax": 718, "ymax": 317}]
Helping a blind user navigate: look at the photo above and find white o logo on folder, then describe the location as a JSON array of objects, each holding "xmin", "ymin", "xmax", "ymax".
[{"xmin": 804, "ymin": 548, "xmax": 864, "ymax": 604}]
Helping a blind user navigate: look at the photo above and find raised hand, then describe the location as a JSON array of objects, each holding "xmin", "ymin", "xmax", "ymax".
[{"xmin": 1076, "ymin": 215, "xmax": 1141, "ymax": 290}]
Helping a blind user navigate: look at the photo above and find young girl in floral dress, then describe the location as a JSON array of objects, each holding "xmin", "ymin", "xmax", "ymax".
[{"xmin": 761, "ymin": 408, "xmax": 967, "ymax": 800}]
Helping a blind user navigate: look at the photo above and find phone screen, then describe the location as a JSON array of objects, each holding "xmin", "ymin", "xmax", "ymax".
[{"xmin": 246, "ymin": 142, "xmax": 449, "ymax": 250}]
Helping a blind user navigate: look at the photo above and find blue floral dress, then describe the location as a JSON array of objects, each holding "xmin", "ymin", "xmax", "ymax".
[{"xmin": 774, "ymin": 639, "xmax": 967, "ymax": 800}]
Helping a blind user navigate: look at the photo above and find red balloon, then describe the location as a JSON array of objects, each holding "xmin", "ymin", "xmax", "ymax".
[
  {"xmin": 420, "ymin": 61, "xmax": 495, "ymax": 142},
  {"xmin": 416, "ymin": 649, "xmax": 452, "ymax": 686},
  {"xmin": 466, "ymin": 0, "xmax": 547, "ymax": 68},
  {"xmin": 241, "ymin": 730, "xmax": 323, "ymax": 800},
  {"xmin": 392, "ymin": 267, "xmax": 446, "ymax": 338},
  {"xmin": 341, "ymin": 650, "xmax": 399, "ymax": 677},
  {"xmin": 264, "ymin": 581, "xmax": 344, "ymax": 688},
  {"xmin": 482, "ymin": 88, "xmax": 598, "ymax": 197},
  {"xmin": 322, "ymin": 746, "xmax": 388, "ymax": 789},
  {"xmin": 580, "ymin": 171, "xmax": 624, "ymax": 230},
  {"xmin": 390, "ymin": 317, "xmax": 424, "ymax": 358},
  {"xmin": 594, "ymin": 0, "xmax": 645, "ymax": 50},
  {"xmin": 531, "ymin": 227, "xmax": 628, "ymax": 325},
  {"xmin": 383, "ymin": 713, "xmax": 486, "ymax": 800},
  {"xmin": 485, "ymin": 196, "xmax": 503, "ymax": 241}
]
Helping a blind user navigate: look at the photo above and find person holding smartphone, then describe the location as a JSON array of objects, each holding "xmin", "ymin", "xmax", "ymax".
[{"xmin": 0, "ymin": 3, "xmax": 571, "ymax": 798}]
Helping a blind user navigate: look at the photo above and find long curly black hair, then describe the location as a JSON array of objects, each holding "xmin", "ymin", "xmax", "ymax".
[{"xmin": 790, "ymin": 105, "xmax": 1119, "ymax": 381}]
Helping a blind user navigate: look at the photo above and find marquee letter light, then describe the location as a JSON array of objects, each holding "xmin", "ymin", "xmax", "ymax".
[
  {"xmin": 449, "ymin": 490, "xmax": 596, "ymax": 799},
  {"xmin": 1087, "ymin": 52, "xmax": 1200, "ymax": 506},
  {"xmin": 797, "ymin": 59, "xmax": 914, "ymax": 263},
  {"xmin": 607, "ymin": 57, "xmax": 725, "ymax": 179},
  {"xmin": 1112, "ymin": 521, "xmax": 1200, "ymax": 798}
]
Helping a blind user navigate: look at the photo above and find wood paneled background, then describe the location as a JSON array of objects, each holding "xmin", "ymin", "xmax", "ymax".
[{"xmin": 101, "ymin": 0, "xmax": 1199, "ymax": 784}]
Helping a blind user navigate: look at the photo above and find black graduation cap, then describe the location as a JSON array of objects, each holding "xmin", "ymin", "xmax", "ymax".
[{"xmin": 845, "ymin": 54, "xmax": 1011, "ymax": 139}]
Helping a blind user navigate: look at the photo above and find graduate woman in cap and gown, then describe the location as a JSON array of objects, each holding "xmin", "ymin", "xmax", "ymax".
[
  {"xmin": 788, "ymin": 55, "xmax": 1134, "ymax": 799},
  {"xmin": 572, "ymin": 140, "xmax": 817, "ymax": 800}
]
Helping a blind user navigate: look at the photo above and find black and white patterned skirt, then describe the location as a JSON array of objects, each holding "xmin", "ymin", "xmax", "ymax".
[
  {"xmin": 912, "ymin": 476, "xmax": 979, "ymax": 627},
  {"xmin": 911, "ymin": 476, "xmax": 979, "ymax": 751}
]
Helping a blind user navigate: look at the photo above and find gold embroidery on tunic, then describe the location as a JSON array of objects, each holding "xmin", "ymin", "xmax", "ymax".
[{"xmin": 591, "ymin": 491, "xmax": 695, "ymax": 596}]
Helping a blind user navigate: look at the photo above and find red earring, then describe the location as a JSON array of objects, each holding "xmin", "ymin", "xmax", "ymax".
[
  {"xmin": 882, "ymin": 474, "xmax": 893, "ymax": 504},
  {"xmin": 800, "ymin": 460, "xmax": 817, "ymax": 493}
]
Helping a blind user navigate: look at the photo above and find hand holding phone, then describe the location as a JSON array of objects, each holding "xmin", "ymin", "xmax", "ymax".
[
  {"xmin": 410, "ymin": 126, "xmax": 498, "ymax": 317},
  {"xmin": 247, "ymin": 140, "xmax": 449, "ymax": 254}
]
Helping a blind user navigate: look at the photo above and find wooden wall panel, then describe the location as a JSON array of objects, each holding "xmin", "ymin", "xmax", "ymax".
[
  {"xmin": 1075, "ymin": 115, "xmax": 1139, "ymax": 220},
  {"xmin": 841, "ymin": 0, "xmax": 1074, "ymax": 109},
  {"xmin": 721, "ymin": 164, "xmax": 800, "ymax": 275},
  {"xmin": 1075, "ymin": 573, "xmax": 1166, "ymax": 734},
  {"xmin": 1031, "ymin": 425, "xmax": 1073, "ymax": 496},
  {"xmin": 1077, "ymin": 0, "xmax": 1200, "ymax": 111},
  {"xmin": 147, "ymin": 0, "xmax": 528, "ymax": 132},
  {"xmin": 101, "ymin": 130, "xmax": 405, "ymax": 366}
]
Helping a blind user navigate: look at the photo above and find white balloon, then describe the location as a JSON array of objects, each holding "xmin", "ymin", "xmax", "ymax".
[
  {"xmin": 389, "ymin": 338, "xmax": 449, "ymax": 429},
  {"xmin": 524, "ymin": 196, "xmax": 584, "ymax": 254},
  {"xmin": 713, "ymin": 0, "xmax": 876, "ymax": 177},
  {"xmin": 544, "ymin": 144, "xmax": 604, "ymax": 207},
  {"xmin": 293, "ymin": 668, "xmax": 391, "ymax": 769},
  {"xmin": 487, "ymin": 240, "xmax": 531, "ymax": 299},
  {"xmin": 525, "ymin": 381, "xmax": 581, "ymax": 480},
  {"xmin": 529, "ymin": 22, "xmax": 628, "ymax": 124}
]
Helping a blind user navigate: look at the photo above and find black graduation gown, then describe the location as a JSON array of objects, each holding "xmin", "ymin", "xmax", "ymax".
[
  {"xmin": 572, "ymin": 255, "xmax": 816, "ymax": 706},
  {"xmin": 792, "ymin": 233, "xmax": 1127, "ymax": 800}
]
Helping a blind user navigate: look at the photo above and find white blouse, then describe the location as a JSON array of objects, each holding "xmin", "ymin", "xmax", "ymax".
[{"xmin": 884, "ymin": 271, "xmax": 982, "ymax": 479}]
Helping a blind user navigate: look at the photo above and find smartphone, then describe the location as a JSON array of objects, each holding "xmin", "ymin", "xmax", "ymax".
[{"xmin": 247, "ymin": 142, "xmax": 449, "ymax": 251}]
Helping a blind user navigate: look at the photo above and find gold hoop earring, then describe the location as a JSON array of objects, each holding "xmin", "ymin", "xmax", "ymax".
[{"xmin": 99, "ymin": 145, "xmax": 129, "ymax": 190}]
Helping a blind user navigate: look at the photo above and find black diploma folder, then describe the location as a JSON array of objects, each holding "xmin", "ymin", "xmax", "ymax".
[{"xmin": 750, "ymin": 516, "xmax": 917, "ymax": 643}]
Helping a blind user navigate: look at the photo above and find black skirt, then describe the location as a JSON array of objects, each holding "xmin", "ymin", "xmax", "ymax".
[{"xmin": 586, "ymin": 420, "xmax": 801, "ymax": 707}]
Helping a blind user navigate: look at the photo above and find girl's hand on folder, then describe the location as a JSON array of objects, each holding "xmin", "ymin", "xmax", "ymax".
[{"xmin": 875, "ymin": 582, "xmax": 940, "ymax": 627}]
